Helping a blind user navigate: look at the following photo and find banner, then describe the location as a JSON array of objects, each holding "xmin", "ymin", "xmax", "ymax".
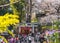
[{"xmin": 20, "ymin": 27, "xmax": 31, "ymax": 35}]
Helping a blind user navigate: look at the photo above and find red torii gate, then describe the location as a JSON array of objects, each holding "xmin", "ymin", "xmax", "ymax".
[{"xmin": 18, "ymin": 23, "xmax": 38, "ymax": 35}]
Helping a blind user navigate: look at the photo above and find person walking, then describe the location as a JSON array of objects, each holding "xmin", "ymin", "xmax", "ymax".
[
  {"xmin": 28, "ymin": 35, "xmax": 32, "ymax": 43},
  {"xmin": 39, "ymin": 32, "xmax": 45, "ymax": 43}
]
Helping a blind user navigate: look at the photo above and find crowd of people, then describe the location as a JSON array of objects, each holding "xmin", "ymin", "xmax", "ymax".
[{"xmin": 0, "ymin": 29, "xmax": 60, "ymax": 43}]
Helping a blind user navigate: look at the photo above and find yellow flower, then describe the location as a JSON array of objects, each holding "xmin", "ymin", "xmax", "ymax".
[{"xmin": 0, "ymin": 13, "xmax": 19, "ymax": 34}]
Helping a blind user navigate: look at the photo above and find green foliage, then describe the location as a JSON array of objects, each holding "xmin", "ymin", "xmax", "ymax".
[
  {"xmin": 31, "ymin": 18, "xmax": 38, "ymax": 23},
  {"xmin": 0, "ymin": 0, "xmax": 9, "ymax": 5},
  {"xmin": 0, "ymin": 0, "xmax": 26, "ymax": 22},
  {"xmin": 10, "ymin": 0, "xmax": 26, "ymax": 22},
  {"xmin": 0, "ymin": 0, "xmax": 10, "ymax": 15}
]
